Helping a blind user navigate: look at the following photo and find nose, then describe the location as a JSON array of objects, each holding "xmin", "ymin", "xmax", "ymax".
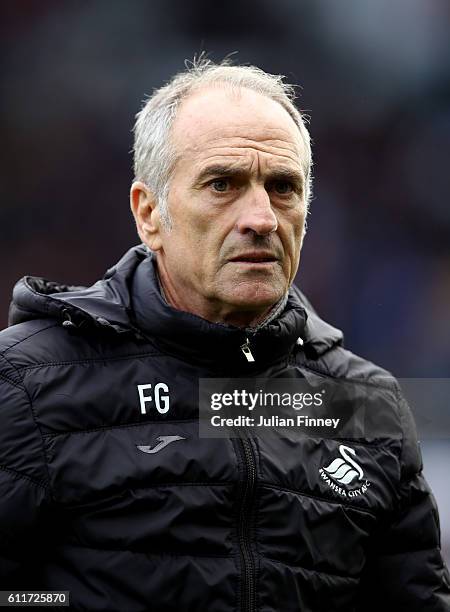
[{"xmin": 235, "ymin": 186, "xmax": 278, "ymax": 236}]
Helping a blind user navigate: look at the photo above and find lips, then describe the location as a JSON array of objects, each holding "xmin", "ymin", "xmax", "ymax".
[{"xmin": 229, "ymin": 252, "xmax": 278, "ymax": 263}]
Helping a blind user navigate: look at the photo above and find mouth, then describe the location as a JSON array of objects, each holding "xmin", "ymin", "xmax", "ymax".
[{"xmin": 229, "ymin": 252, "xmax": 279, "ymax": 264}]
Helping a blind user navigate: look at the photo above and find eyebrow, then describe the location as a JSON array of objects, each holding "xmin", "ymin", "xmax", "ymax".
[
  {"xmin": 193, "ymin": 164, "xmax": 304, "ymax": 188},
  {"xmin": 194, "ymin": 165, "xmax": 246, "ymax": 185}
]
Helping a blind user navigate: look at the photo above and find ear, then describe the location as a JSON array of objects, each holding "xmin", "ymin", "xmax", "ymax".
[{"xmin": 130, "ymin": 181, "xmax": 163, "ymax": 251}]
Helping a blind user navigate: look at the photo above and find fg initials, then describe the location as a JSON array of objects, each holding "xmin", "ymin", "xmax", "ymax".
[{"xmin": 137, "ymin": 383, "xmax": 170, "ymax": 414}]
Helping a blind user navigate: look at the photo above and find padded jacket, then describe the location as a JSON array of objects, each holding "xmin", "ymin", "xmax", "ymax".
[{"xmin": 0, "ymin": 244, "xmax": 449, "ymax": 611}]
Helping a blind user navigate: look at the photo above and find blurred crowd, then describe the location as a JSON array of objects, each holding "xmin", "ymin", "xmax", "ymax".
[{"xmin": 1, "ymin": 0, "xmax": 450, "ymax": 559}]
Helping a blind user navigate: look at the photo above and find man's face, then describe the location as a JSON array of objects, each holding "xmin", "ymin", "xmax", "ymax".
[{"xmin": 147, "ymin": 86, "xmax": 307, "ymax": 325}]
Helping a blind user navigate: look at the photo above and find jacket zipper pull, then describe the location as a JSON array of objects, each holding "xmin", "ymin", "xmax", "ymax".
[
  {"xmin": 62, "ymin": 310, "xmax": 76, "ymax": 328},
  {"xmin": 241, "ymin": 338, "xmax": 255, "ymax": 363}
]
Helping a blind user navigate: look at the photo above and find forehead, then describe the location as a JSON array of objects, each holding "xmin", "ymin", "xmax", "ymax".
[{"xmin": 170, "ymin": 86, "xmax": 306, "ymax": 171}]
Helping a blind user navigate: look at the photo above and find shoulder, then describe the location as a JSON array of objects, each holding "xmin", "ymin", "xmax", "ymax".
[
  {"xmin": 0, "ymin": 319, "xmax": 82, "ymax": 374},
  {"xmin": 0, "ymin": 318, "xmax": 149, "ymax": 377},
  {"xmin": 0, "ymin": 320, "xmax": 61, "ymax": 383},
  {"xmin": 305, "ymin": 343, "xmax": 396, "ymax": 387}
]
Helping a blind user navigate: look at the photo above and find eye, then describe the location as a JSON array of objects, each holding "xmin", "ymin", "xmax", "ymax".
[
  {"xmin": 210, "ymin": 179, "xmax": 229, "ymax": 192},
  {"xmin": 272, "ymin": 180, "xmax": 294, "ymax": 195}
]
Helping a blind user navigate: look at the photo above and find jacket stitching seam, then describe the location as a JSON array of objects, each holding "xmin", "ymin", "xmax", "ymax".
[
  {"xmin": 17, "ymin": 352, "xmax": 165, "ymax": 372},
  {"xmin": 1, "ymin": 323, "xmax": 59, "ymax": 354},
  {"xmin": 371, "ymin": 544, "xmax": 444, "ymax": 556},
  {"xmin": 296, "ymin": 362, "xmax": 399, "ymax": 392},
  {"xmin": 21, "ymin": 377, "xmax": 54, "ymax": 496},
  {"xmin": 0, "ymin": 353, "xmax": 25, "ymax": 387},
  {"xmin": 0, "ymin": 353, "xmax": 54, "ymax": 495},
  {"xmin": 64, "ymin": 482, "xmax": 235, "ymax": 507},
  {"xmin": 42, "ymin": 418, "xmax": 199, "ymax": 438},
  {"xmin": 63, "ymin": 543, "xmax": 233, "ymax": 558},
  {"xmin": 0, "ymin": 370, "xmax": 24, "ymax": 390},
  {"xmin": 0, "ymin": 464, "xmax": 49, "ymax": 489},
  {"xmin": 261, "ymin": 555, "xmax": 359, "ymax": 581},
  {"xmin": 396, "ymin": 385, "xmax": 407, "ymax": 480},
  {"xmin": 260, "ymin": 481, "xmax": 377, "ymax": 518},
  {"xmin": 314, "ymin": 436, "xmax": 399, "ymax": 449},
  {"xmin": 128, "ymin": 480, "xmax": 236, "ymax": 491}
]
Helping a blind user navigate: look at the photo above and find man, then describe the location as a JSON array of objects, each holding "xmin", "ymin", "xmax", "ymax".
[{"xmin": 0, "ymin": 58, "xmax": 449, "ymax": 611}]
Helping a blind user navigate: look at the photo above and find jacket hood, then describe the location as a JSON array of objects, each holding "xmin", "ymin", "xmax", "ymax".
[{"xmin": 9, "ymin": 244, "xmax": 343, "ymax": 360}]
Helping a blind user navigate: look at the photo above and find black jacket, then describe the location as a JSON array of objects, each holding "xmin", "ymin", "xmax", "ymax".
[{"xmin": 0, "ymin": 245, "xmax": 449, "ymax": 611}]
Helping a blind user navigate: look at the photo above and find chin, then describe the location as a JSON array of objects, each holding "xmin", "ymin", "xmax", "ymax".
[{"xmin": 224, "ymin": 284, "xmax": 284, "ymax": 310}]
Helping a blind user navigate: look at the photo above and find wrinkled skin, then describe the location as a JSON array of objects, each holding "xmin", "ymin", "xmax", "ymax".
[{"xmin": 131, "ymin": 86, "xmax": 308, "ymax": 327}]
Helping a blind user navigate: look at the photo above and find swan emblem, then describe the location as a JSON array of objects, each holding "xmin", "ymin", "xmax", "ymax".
[{"xmin": 323, "ymin": 445, "xmax": 364, "ymax": 485}]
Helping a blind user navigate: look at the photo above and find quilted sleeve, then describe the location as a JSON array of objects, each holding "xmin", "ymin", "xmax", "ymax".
[
  {"xmin": 0, "ymin": 359, "xmax": 51, "ymax": 589},
  {"xmin": 356, "ymin": 392, "xmax": 450, "ymax": 611}
]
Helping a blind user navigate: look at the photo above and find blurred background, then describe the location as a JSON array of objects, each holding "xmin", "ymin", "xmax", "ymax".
[{"xmin": 1, "ymin": 0, "xmax": 449, "ymax": 561}]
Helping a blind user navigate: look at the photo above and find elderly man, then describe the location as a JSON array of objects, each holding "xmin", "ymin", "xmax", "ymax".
[{"xmin": 0, "ymin": 59, "xmax": 449, "ymax": 611}]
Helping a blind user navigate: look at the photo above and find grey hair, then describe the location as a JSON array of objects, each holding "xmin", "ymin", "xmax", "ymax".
[{"xmin": 133, "ymin": 56, "xmax": 313, "ymax": 229}]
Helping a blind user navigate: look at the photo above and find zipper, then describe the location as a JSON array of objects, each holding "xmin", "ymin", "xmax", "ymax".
[
  {"xmin": 241, "ymin": 337, "xmax": 255, "ymax": 362},
  {"xmin": 235, "ymin": 337, "xmax": 257, "ymax": 609},
  {"xmin": 234, "ymin": 433, "xmax": 257, "ymax": 612}
]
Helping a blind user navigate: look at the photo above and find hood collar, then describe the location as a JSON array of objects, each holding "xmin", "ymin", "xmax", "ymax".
[
  {"xmin": 9, "ymin": 245, "xmax": 343, "ymax": 363},
  {"xmin": 130, "ymin": 254, "xmax": 307, "ymax": 369}
]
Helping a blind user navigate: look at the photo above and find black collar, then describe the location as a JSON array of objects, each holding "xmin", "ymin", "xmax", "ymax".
[
  {"xmin": 131, "ymin": 253, "xmax": 308, "ymax": 371},
  {"xmin": 10, "ymin": 245, "xmax": 343, "ymax": 367}
]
